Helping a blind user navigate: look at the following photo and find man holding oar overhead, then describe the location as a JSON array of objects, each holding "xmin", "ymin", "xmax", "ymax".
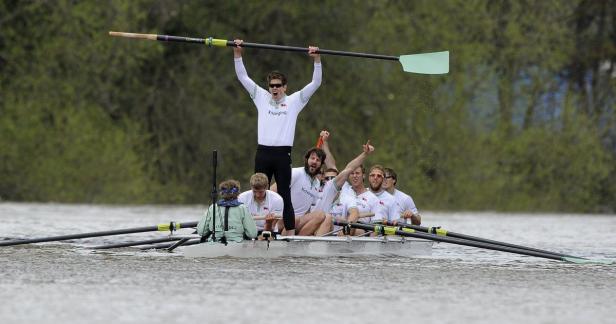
[{"xmin": 233, "ymin": 39, "xmax": 322, "ymax": 236}]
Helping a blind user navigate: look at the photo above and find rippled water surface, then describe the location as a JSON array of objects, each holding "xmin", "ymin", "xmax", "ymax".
[{"xmin": 1, "ymin": 203, "xmax": 615, "ymax": 324}]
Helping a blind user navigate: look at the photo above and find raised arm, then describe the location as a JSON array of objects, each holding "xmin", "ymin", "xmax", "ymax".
[
  {"xmin": 334, "ymin": 140, "xmax": 374, "ymax": 189},
  {"xmin": 233, "ymin": 39, "xmax": 259, "ymax": 98},
  {"xmin": 319, "ymin": 130, "xmax": 337, "ymax": 170},
  {"xmin": 299, "ymin": 46, "xmax": 322, "ymax": 103}
]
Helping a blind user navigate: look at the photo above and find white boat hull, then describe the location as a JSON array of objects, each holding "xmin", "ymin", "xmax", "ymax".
[{"xmin": 182, "ymin": 236, "xmax": 433, "ymax": 258}]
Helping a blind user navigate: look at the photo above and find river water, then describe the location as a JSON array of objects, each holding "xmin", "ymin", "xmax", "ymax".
[{"xmin": 1, "ymin": 203, "xmax": 615, "ymax": 324}]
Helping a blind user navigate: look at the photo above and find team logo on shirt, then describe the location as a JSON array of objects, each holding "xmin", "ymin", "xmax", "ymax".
[
  {"xmin": 268, "ymin": 110, "xmax": 288, "ymax": 116},
  {"xmin": 301, "ymin": 187, "xmax": 320, "ymax": 200}
]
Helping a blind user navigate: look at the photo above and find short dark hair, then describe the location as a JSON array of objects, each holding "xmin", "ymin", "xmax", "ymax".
[
  {"xmin": 354, "ymin": 165, "xmax": 366, "ymax": 175},
  {"xmin": 267, "ymin": 71, "xmax": 287, "ymax": 85},
  {"xmin": 304, "ymin": 147, "xmax": 326, "ymax": 163},
  {"xmin": 384, "ymin": 167, "xmax": 397, "ymax": 185}
]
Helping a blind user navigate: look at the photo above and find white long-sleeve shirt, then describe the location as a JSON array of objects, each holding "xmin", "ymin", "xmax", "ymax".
[{"xmin": 235, "ymin": 57, "xmax": 322, "ymax": 146}]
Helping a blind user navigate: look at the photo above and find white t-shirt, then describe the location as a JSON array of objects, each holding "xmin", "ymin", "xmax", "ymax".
[
  {"xmin": 238, "ymin": 189, "xmax": 283, "ymax": 230},
  {"xmin": 312, "ymin": 180, "xmax": 341, "ymax": 213},
  {"xmin": 340, "ymin": 186, "xmax": 383, "ymax": 223},
  {"xmin": 290, "ymin": 167, "xmax": 321, "ymax": 216},
  {"xmin": 391, "ymin": 189, "xmax": 418, "ymax": 215},
  {"xmin": 235, "ymin": 58, "xmax": 322, "ymax": 146},
  {"xmin": 372, "ymin": 190, "xmax": 402, "ymax": 223}
]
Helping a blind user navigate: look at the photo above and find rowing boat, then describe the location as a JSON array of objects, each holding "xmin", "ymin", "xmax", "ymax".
[{"xmin": 181, "ymin": 235, "xmax": 434, "ymax": 258}]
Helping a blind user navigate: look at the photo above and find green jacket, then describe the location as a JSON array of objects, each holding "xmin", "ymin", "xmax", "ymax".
[{"xmin": 196, "ymin": 203, "xmax": 258, "ymax": 242}]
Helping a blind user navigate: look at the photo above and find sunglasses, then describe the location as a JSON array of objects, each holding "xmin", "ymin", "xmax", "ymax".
[
  {"xmin": 324, "ymin": 176, "xmax": 336, "ymax": 181},
  {"xmin": 269, "ymin": 83, "xmax": 284, "ymax": 88}
]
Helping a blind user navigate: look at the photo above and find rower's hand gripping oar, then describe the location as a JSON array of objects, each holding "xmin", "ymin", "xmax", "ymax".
[
  {"xmin": 108, "ymin": 31, "xmax": 449, "ymax": 75},
  {"xmin": 0, "ymin": 221, "xmax": 197, "ymax": 247}
]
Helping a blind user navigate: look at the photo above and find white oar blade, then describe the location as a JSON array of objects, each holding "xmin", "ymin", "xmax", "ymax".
[{"xmin": 399, "ymin": 51, "xmax": 449, "ymax": 74}]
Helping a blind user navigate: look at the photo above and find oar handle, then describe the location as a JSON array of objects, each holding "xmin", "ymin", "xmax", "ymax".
[{"xmin": 253, "ymin": 215, "xmax": 282, "ymax": 221}]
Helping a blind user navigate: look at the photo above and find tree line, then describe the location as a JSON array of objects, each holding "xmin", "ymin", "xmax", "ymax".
[{"xmin": 0, "ymin": 0, "xmax": 614, "ymax": 212}]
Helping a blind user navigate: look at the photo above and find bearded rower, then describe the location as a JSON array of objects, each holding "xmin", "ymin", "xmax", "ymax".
[
  {"xmin": 272, "ymin": 147, "xmax": 325, "ymax": 235},
  {"xmin": 340, "ymin": 165, "xmax": 386, "ymax": 225},
  {"xmin": 366, "ymin": 164, "xmax": 402, "ymax": 224},
  {"xmin": 309, "ymin": 141, "xmax": 375, "ymax": 235}
]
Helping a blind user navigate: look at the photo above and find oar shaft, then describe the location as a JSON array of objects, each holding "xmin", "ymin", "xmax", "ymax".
[
  {"xmin": 399, "ymin": 223, "xmax": 577, "ymax": 259},
  {"xmin": 0, "ymin": 221, "xmax": 197, "ymax": 247},
  {"xmin": 338, "ymin": 221, "xmax": 564, "ymax": 261},
  {"xmin": 109, "ymin": 31, "xmax": 399, "ymax": 61},
  {"xmin": 239, "ymin": 42, "xmax": 399, "ymax": 61},
  {"xmin": 140, "ymin": 238, "xmax": 202, "ymax": 250},
  {"xmin": 167, "ymin": 237, "xmax": 192, "ymax": 252},
  {"xmin": 92, "ymin": 237, "xmax": 182, "ymax": 250}
]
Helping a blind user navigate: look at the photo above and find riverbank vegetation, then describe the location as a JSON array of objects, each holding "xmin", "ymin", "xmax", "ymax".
[{"xmin": 1, "ymin": 0, "xmax": 614, "ymax": 212}]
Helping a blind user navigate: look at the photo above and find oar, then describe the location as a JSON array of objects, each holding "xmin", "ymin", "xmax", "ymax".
[
  {"xmin": 140, "ymin": 238, "xmax": 202, "ymax": 250},
  {"xmin": 392, "ymin": 222, "xmax": 582, "ymax": 259},
  {"xmin": 91, "ymin": 237, "xmax": 183, "ymax": 250},
  {"xmin": 167, "ymin": 237, "xmax": 192, "ymax": 252},
  {"xmin": 0, "ymin": 221, "xmax": 197, "ymax": 247},
  {"xmin": 336, "ymin": 221, "xmax": 613, "ymax": 264},
  {"xmin": 108, "ymin": 31, "xmax": 449, "ymax": 74}
]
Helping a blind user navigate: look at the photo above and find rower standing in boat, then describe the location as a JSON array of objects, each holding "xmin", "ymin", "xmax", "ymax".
[
  {"xmin": 233, "ymin": 39, "xmax": 322, "ymax": 236},
  {"xmin": 382, "ymin": 167, "xmax": 421, "ymax": 225},
  {"xmin": 196, "ymin": 179, "xmax": 258, "ymax": 243},
  {"xmin": 238, "ymin": 173, "xmax": 284, "ymax": 233}
]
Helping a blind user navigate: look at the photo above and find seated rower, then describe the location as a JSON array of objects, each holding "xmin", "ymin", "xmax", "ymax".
[
  {"xmin": 271, "ymin": 146, "xmax": 327, "ymax": 236},
  {"xmin": 366, "ymin": 164, "xmax": 402, "ymax": 225},
  {"xmin": 322, "ymin": 131, "xmax": 386, "ymax": 232},
  {"xmin": 238, "ymin": 173, "xmax": 284, "ymax": 236},
  {"xmin": 307, "ymin": 139, "xmax": 375, "ymax": 236},
  {"xmin": 315, "ymin": 168, "xmax": 360, "ymax": 236},
  {"xmin": 196, "ymin": 179, "xmax": 258, "ymax": 243},
  {"xmin": 382, "ymin": 167, "xmax": 421, "ymax": 225}
]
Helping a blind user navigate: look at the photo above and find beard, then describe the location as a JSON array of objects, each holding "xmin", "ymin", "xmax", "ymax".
[
  {"xmin": 304, "ymin": 161, "xmax": 321, "ymax": 177},
  {"xmin": 369, "ymin": 182, "xmax": 382, "ymax": 192}
]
